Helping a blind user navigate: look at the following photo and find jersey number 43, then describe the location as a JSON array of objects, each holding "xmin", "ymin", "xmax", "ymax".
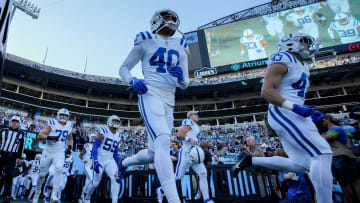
[{"xmin": 149, "ymin": 47, "xmax": 180, "ymax": 73}]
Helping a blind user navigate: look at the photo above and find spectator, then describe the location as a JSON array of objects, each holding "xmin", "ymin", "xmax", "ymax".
[
  {"xmin": 213, "ymin": 154, "xmax": 224, "ymax": 165},
  {"xmin": 261, "ymin": 137, "xmax": 271, "ymax": 152},
  {"xmin": 321, "ymin": 114, "xmax": 360, "ymax": 203},
  {"xmin": 170, "ymin": 141, "xmax": 180, "ymax": 170},
  {"xmin": 241, "ymin": 136, "xmax": 264, "ymax": 157}
]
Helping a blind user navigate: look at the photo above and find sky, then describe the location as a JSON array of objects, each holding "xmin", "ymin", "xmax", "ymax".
[{"xmin": 7, "ymin": 0, "xmax": 269, "ymax": 78}]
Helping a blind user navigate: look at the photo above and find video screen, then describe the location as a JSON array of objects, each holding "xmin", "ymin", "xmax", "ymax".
[
  {"xmin": 185, "ymin": 31, "xmax": 203, "ymax": 72},
  {"xmin": 23, "ymin": 131, "xmax": 43, "ymax": 152},
  {"xmin": 204, "ymin": 0, "xmax": 360, "ymax": 67}
]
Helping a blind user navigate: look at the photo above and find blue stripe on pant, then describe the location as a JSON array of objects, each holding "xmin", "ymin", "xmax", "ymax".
[
  {"xmin": 175, "ymin": 149, "xmax": 183, "ymax": 177},
  {"xmin": 274, "ymin": 106, "xmax": 322, "ymax": 156},
  {"xmin": 139, "ymin": 95, "xmax": 156, "ymax": 140},
  {"xmin": 268, "ymin": 106, "xmax": 314, "ymax": 157}
]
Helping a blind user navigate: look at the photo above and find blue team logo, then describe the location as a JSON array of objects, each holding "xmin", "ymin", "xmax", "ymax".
[{"xmin": 231, "ymin": 63, "xmax": 241, "ymax": 71}]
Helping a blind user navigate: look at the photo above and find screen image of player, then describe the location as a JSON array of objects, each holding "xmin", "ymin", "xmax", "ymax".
[
  {"xmin": 185, "ymin": 31, "xmax": 202, "ymax": 72},
  {"xmin": 204, "ymin": 0, "xmax": 360, "ymax": 68}
]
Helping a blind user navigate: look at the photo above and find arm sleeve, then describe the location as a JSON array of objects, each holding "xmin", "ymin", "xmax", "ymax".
[
  {"xmin": 91, "ymin": 138, "xmax": 102, "ymax": 161},
  {"xmin": 119, "ymin": 45, "xmax": 144, "ymax": 84}
]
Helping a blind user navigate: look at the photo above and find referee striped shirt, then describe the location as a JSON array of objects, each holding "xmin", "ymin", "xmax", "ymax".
[{"xmin": 0, "ymin": 127, "xmax": 25, "ymax": 158}]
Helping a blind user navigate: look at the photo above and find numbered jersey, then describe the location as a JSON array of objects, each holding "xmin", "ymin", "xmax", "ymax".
[
  {"xmin": 29, "ymin": 160, "xmax": 41, "ymax": 175},
  {"xmin": 45, "ymin": 119, "xmax": 73, "ymax": 151},
  {"xmin": 329, "ymin": 18, "xmax": 360, "ymax": 44},
  {"xmin": 268, "ymin": 51, "xmax": 310, "ymax": 105},
  {"xmin": 262, "ymin": 12, "xmax": 281, "ymax": 24},
  {"xmin": 240, "ymin": 34, "xmax": 266, "ymax": 60},
  {"xmin": 62, "ymin": 156, "xmax": 73, "ymax": 175},
  {"xmin": 286, "ymin": 9, "xmax": 316, "ymax": 28},
  {"xmin": 181, "ymin": 119, "xmax": 200, "ymax": 153},
  {"xmin": 97, "ymin": 126, "xmax": 122, "ymax": 161},
  {"xmin": 134, "ymin": 31, "xmax": 189, "ymax": 106}
]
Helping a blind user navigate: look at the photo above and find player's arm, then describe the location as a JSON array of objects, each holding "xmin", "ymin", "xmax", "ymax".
[
  {"xmin": 177, "ymin": 49, "xmax": 190, "ymax": 89},
  {"xmin": 260, "ymin": 39, "xmax": 269, "ymax": 49},
  {"xmin": 80, "ymin": 148, "xmax": 86, "ymax": 160},
  {"xmin": 261, "ymin": 63, "xmax": 288, "ymax": 106},
  {"xmin": 119, "ymin": 44, "xmax": 144, "ymax": 84},
  {"xmin": 176, "ymin": 126, "xmax": 191, "ymax": 140},
  {"xmin": 92, "ymin": 133, "xmax": 104, "ymax": 161}
]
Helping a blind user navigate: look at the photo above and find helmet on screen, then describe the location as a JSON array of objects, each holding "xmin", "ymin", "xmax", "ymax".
[
  {"xmin": 107, "ymin": 115, "xmax": 121, "ymax": 129},
  {"xmin": 243, "ymin": 29, "xmax": 254, "ymax": 39},
  {"xmin": 334, "ymin": 13, "xmax": 349, "ymax": 25},
  {"xmin": 190, "ymin": 146, "xmax": 205, "ymax": 164},
  {"xmin": 35, "ymin": 154, "xmax": 42, "ymax": 160},
  {"xmin": 294, "ymin": 7, "xmax": 305, "ymax": 14},
  {"xmin": 57, "ymin": 108, "xmax": 70, "ymax": 124},
  {"xmin": 277, "ymin": 33, "xmax": 319, "ymax": 59},
  {"xmin": 150, "ymin": 9, "xmax": 180, "ymax": 37}
]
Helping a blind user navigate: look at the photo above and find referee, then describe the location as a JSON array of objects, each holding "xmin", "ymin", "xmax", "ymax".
[{"xmin": 0, "ymin": 115, "xmax": 25, "ymax": 202}]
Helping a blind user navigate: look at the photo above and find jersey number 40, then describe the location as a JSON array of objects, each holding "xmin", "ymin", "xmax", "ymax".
[{"xmin": 149, "ymin": 47, "xmax": 180, "ymax": 73}]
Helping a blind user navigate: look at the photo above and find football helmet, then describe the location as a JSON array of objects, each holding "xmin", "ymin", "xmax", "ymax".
[
  {"xmin": 334, "ymin": 13, "xmax": 349, "ymax": 25},
  {"xmin": 57, "ymin": 108, "xmax": 70, "ymax": 123},
  {"xmin": 150, "ymin": 9, "xmax": 180, "ymax": 37},
  {"xmin": 107, "ymin": 115, "xmax": 121, "ymax": 129},
  {"xmin": 21, "ymin": 153, "xmax": 27, "ymax": 160},
  {"xmin": 243, "ymin": 29, "xmax": 254, "ymax": 39},
  {"xmin": 277, "ymin": 32, "xmax": 320, "ymax": 59},
  {"xmin": 35, "ymin": 154, "xmax": 42, "ymax": 160}
]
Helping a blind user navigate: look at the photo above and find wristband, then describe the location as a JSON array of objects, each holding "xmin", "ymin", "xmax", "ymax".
[{"xmin": 281, "ymin": 100, "xmax": 294, "ymax": 110}]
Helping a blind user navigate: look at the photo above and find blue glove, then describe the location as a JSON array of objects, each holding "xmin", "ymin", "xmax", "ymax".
[
  {"xmin": 130, "ymin": 77, "xmax": 148, "ymax": 94},
  {"xmin": 311, "ymin": 110, "xmax": 324, "ymax": 123},
  {"xmin": 168, "ymin": 66, "xmax": 184, "ymax": 82},
  {"xmin": 93, "ymin": 160, "xmax": 103, "ymax": 174},
  {"xmin": 293, "ymin": 104, "xmax": 314, "ymax": 117},
  {"xmin": 256, "ymin": 48, "xmax": 263, "ymax": 53}
]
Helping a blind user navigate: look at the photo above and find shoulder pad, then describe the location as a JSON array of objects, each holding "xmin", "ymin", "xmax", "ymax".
[
  {"xmin": 182, "ymin": 119, "xmax": 194, "ymax": 127},
  {"xmin": 46, "ymin": 119, "xmax": 56, "ymax": 127},
  {"xmin": 267, "ymin": 51, "xmax": 298, "ymax": 67},
  {"xmin": 97, "ymin": 126, "xmax": 109, "ymax": 135},
  {"xmin": 134, "ymin": 31, "xmax": 153, "ymax": 45}
]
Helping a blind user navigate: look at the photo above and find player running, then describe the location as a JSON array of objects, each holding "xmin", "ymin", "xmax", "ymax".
[
  {"xmin": 84, "ymin": 115, "xmax": 122, "ymax": 203},
  {"xmin": 175, "ymin": 111, "xmax": 213, "ymax": 203},
  {"xmin": 118, "ymin": 9, "xmax": 190, "ymax": 203},
  {"xmin": 262, "ymin": 12, "xmax": 285, "ymax": 40},
  {"xmin": 286, "ymin": 6, "xmax": 320, "ymax": 39},
  {"xmin": 33, "ymin": 108, "xmax": 73, "ymax": 203},
  {"xmin": 328, "ymin": 13, "xmax": 360, "ymax": 44},
  {"xmin": 233, "ymin": 33, "xmax": 333, "ymax": 203},
  {"xmin": 27, "ymin": 154, "xmax": 41, "ymax": 200},
  {"xmin": 240, "ymin": 29, "xmax": 269, "ymax": 61}
]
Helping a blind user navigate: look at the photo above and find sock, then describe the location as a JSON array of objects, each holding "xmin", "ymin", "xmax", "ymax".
[
  {"xmin": 154, "ymin": 135, "xmax": 180, "ymax": 203},
  {"xmin": 252, "ymin": 156, "xmax": 307, "ymax": 173},
  {"xmin": 122, "ymin": 149, "xmax": 154, "ymax": 168},
  {"xmin": 309, "ymin": 154, "xmax": 333, "ymax": 203}
]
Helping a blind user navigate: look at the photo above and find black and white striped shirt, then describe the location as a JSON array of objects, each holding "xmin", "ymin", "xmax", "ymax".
[{"xmin": 0, "ymin": 127, "xmax": 25, "ymax": 158}]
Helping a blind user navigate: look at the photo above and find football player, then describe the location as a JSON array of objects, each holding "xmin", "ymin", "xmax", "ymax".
[
  {"xmin": 27, "ymin": 154, "xmax": 41, "ymax": 199},
  {"xmin": 118, "ymin": 9, "xmax": 189, "ymax": 203},
  {"xmin": 233, "ymin": 33, "xmax": 333, "ymax": 203},
  {"xmin": 328, "ymin": 13, "xmax": 360, "ymax": 44},
  {"xmin": 33, "ymin": 108, "xmax": 73, "ymax": 203},
  {"xmin": 262, "ymin": 12, "xmax": 285, "ymax": 40},
  {"xmin": 240, "ymin": 29, "xmax": 269, "ymax": 60},
  {"xmin": 286, "ymin": 6, "xmax": 321, "ymax": 39}
]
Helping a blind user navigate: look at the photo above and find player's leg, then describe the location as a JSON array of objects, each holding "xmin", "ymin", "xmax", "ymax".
[
  {"xmin": 80, "ymin": 165, "xmax": 93, "ymax": 201},
  {"xmin": 266, "ymin": 24, "xmax": 276, "ymax": 36},
  {"xmin": 11, "ymin": 176, "xmax": 19, "ymax": 199},
  {"xmin": 51, "ymin": 151, "xmax": 65, "ymax": 202},
  {"xmin": 276, "ymin": 20, "xmax": 284, "ymax": 40},
  {"xmin": 85, "ymin": 161, "xmax": 105, "ymax": 201},
  {"xmin": 122, "ymin": 148, "xmax": 154, "ymax": 167},
  {"xmin": 104, "ymin": 160, "xmax": 120, "ymax": 203},
  {"xmin": 33, "ymin": 152, "xmax": 53, "ymax": 203},
  {"xmin": 28, "ymin": 175, "xmax": 38, "ymax": 199},
  {"xmin": 191, "ymin": 163, "xmax": 212, "ymax": 202},
  {"xmin": 139, "ymin": 94, "xmax": 180, "ymax": 203},
  {"xmin": 175, "ymin": 150, "xmax": 192, "ymax": 198},
  {"xmin": 58, "ymin": 174, "xmax": 67, "ymax": 200}
]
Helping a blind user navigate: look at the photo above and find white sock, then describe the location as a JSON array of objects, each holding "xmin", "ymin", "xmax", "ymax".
[
  {"xmin": 309, "ymin": 154, "xmax": 333, "ymax": 203},
  {"xmin": 154, "ymin": 135, "xmax": 180, "ymax": 203},
  {"xmin": 252, "ymin": 156, "xmax": 307, "ymax": 173},
  {"xmin": 122, "ymin": 149, "xmax": 154, "ymax": 168}
]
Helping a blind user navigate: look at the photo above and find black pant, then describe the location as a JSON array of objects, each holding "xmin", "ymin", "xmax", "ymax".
[{"xmin": 0, "ymin": 155, "xmax": 17, "ymax": 198}]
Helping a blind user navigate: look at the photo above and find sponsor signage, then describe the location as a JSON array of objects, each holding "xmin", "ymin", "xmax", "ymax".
[{"xmin": 194, "ymin": 67, "xmax": 218, "ymax": 78}]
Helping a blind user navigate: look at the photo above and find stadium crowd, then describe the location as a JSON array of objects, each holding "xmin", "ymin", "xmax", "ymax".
[{"xmin": 6, "ymin": 52, "xmax": 360, "ymax": 87}]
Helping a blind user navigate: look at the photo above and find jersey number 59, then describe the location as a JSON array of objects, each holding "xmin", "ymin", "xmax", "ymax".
[{"xmin": 149, "ymin": 47, "xmax": 180, "ymax": 73}]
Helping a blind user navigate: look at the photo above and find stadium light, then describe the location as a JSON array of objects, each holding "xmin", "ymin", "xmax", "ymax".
[{"xmin": 13, "ymin": 0, "xmax": 40, "ymax": 19}]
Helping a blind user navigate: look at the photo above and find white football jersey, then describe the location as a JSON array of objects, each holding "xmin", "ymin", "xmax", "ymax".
[
  {"xmin": 267, "ymin": 51, "xmax": 310, "ymax": 105},
  {"xmin": 29, "ymin": 160, "xmax": 40, "ymax": 175},
  {"xmin": 262, "ymin": 13, "xmax": 280, "ymax": 24},
  {"xmin": 329, "ymin": 17, "xmax": 360, "ymax": 44},
  {"xmin": 181, "ymin": 119, "xmax": 200, "ymax": 153},
  {"xmin": 44, "ymin": 119, "xmax": 73, "ymax": 151},
  {"xmin": 97, "ymin": 126, "xmax": 122, "ymax": 161},
  {"xmin": 62, "ymin": 156, "xmax": 73, "ymax": 175},
  {"xmin": 134, "ymin": 31, "xmax": 189, "ymax": 106},
  {"xmin": 287, "ymin": 9, "xmax": 316, "ymax": 29},
  {"xmin": 240, "ymin": 34, "xmax": 266, "ymax": 60}
]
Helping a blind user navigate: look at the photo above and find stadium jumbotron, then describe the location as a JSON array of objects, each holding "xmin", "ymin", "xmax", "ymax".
[{"xmin": 1, "ymin": 0, "xmax": 360, "ymax": 203}]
